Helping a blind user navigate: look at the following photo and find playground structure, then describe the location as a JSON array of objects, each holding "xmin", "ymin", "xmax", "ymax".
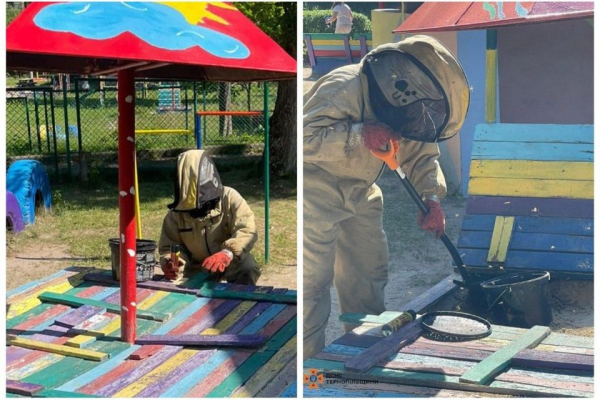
[
  {"xmin": 304, "ymin": 2, "xmax": 594, "ymax": 397},
  {"xmin": 7, "ymin": 2, "xmax": 296, "ymax": 397},
  {"xmin": 304, "ymin": 32, "xmax": 373, "ymax": 75}
]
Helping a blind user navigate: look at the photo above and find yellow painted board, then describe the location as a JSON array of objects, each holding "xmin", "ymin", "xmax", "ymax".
[
  {"xmin": 485, "ymin": 49, "xmax": 497, "ymax": 123},
  {"xmin": 7, "ymin": 276, "xmax": 84, "ymax": 319},
  {"xmin": 65, "ymin": 291, "xmax": 170, "ymax": 348},
  {"xmin": 468, "ymin": 178, "xmax": 593, "ymax": 199},
  {"xmin": 311, "ymin": 39, "xmax": 372, "ymax": 46},
  {"xmin": 231, "ymin": 337, "xmax": 297, "ymax": 398},
  {"xmin": 201, "ymin": 301, "xmax": 257, "ymax": 335},
  {"xmin": 8, "ymin": 337, "xmax": 109, "ymax": 361},
  {"xmin": 470, "ymin": 160, "xmax": 593, "ymax": 181},
  {"xmin": 112, "ymin": 349, "xmax": 198, "ymax": 397},
  {"xmin": 7, "ymin": 353, "xmax": 65, "ymax": 380},
  {"xmin": 487, "ymin": 216, "xmax": 515, "ymax": 263}
]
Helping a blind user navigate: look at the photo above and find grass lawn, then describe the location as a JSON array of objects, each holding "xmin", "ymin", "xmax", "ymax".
[{"xmin": 6, "ymin": 167, "xmax": 297, "ymax": 283}]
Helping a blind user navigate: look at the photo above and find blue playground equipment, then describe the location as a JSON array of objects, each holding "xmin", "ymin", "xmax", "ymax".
[{"xmin": 6, "ymin": 160, "xmax": 52, "ymax": 225}]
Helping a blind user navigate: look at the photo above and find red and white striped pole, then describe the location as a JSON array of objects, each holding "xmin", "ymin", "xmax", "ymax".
[{"xmin": 117, "ymin": 68, "xmax": 137, "ymax": 343}]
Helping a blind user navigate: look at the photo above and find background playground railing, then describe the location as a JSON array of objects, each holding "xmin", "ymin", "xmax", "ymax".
[{"xmin": 5, "ymin": 78, "xmax": 278, "ymax": 177}]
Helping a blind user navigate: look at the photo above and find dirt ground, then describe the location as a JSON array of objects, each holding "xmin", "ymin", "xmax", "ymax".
[{"xmin": 303, "ymin": 67, "xmax": 594, "ymax": 346}]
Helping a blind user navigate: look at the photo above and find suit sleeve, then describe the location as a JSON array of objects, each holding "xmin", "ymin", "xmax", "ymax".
[
  {"xmin": 158, "ymin": 212, "xmax": 191, "ymax": 269},
  {"xmin": 397, "ymin": 139, "xmax": 447, "ymax": 200},
  {"xmin": 221, "ymin": 189, "xmax": 258, "ymax": 258}
]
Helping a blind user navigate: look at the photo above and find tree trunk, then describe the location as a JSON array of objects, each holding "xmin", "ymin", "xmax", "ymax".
[
  {"xmin": 219, "ymin": 82, "xmax": 232, "ymax": 137},
  {"xmin": 268, "ymin": 79, "xmax": 296, "ymax": 175}
]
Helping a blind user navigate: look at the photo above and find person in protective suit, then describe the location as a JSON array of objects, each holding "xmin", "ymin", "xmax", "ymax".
[
  {"xmin": 159, "ymin": 150, "xmax": 261, "ymax": 285},
  {"xmin": 303, "ymin": 35, "xmax": 469, "ymax": 359}
]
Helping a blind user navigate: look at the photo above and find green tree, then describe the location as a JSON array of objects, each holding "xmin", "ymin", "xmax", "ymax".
[{"xmin": 235, "ymin": 2, "xmax": 297, "ymax": 175}]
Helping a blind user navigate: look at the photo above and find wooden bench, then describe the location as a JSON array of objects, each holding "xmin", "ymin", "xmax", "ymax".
[
  {"xmin": 304, "ymin": 33, "xmax": 372, "ymax": 75},
  {"xmin": 457, "ymin": 123, "xmax": 593, "ymax": 280}
]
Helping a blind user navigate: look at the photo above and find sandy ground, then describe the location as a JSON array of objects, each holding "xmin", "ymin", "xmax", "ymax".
[{"xmin": 303, "ymin": 66, "xmax": 594, "ymax": 346}]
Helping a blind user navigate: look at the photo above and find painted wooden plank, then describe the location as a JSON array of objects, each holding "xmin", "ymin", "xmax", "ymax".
[
  {"xmin": 38, "ymin": 292, "xmax": 169, "ymax": 321},
  {"xmin": 311, "ymin": 39, "xmax": 369, "ymax": 46},
  {"xmin": 202, "ymin": 302, "xmax": 259, "ymax": 335},
  {"xmin": 6, "ymin": 380, "xmax": 45, "ymax": 396},
  {"xmin": 226, "ymin": 289, "xmax": 287, "ymax": 334},
  {"xmin": 462, "ymin": 214, "xmax": 594, "ymax": 235},
  {"xmin": 280, "ymin": 381, "xmax": 297, "ymax": 397},
  {"xmin": 466, "ymin": 196, "xmax": 594, "ymax": 218},
  {"xmin": 474, "ymin": 124, "xmax": 593, "ymax": 144},
  {"xmin": 459, "ymin": 230, "xmax": 594, "ymax": 254},
  {"xmin": 304, "ymin": 35, "xmax": 316, "ymax": 67},
  {"xmin": 183, "ymin": 350, "xmax": 252, "ymax": 397},
  {"xmin": 469, "ymin": 177, "xmax": 593, "ymax": 199},
  {"xmin": 199, "ymin": 284, "xmax": 296, "ymax": 303},
  {"xmin": 207, "ymin": 317, "xmax": 297, "ymax": 397},
  {"xmin": 344, "ymin": 319, "xmax": 422, "ymax": 373},
  {"xmin": 487, "ymin": 216, "xmax": 515, "ymax": 263},
  {"xmin": 82, "ymin": 272, "xmax": 200, "ymax": 295},
  {"xmin": 231, "ymin": 337, "xmax": 297, "ymax": 397},
  {"xmin": 34, "ymin": 388, "xmax": 101, "ymax": 398},
  {"xmin": 8, "ymin": 337, "xmax": 109, "ymax": 361},
  {"xmin": 459, "ymin": 326, "xmax": 550, "ymax": 385},
  {"xmin": 8, "ymin": 277, "xmax": 86, "ymax": 319},
  {"xmin": 471, "ymin": 142, "xmax": 593, "ymax": 161},
  {"xmin": 54, "ymin": 306, "xmax": 106, "ymax": 328},
  {"xmin": 8, "ymin": 304, "xmax": 71, "ymax": 333},
  {"xmin": 470, "ymin": 160, "xmax": 593, "ymax": 180},
  {"xmin": 256, "ymin": 357, "xmax": 297, "ymax": 398},
  {"xmin": 135, "ymin": 334, "xmax": 268, "ymax": 347},
  {"xmin": 333, "ymin": 332, "xmax": 382, "ymax": 349},
  {"xmin": 7, "ymin": 268, "xmax": 84, "ymax": 299}
]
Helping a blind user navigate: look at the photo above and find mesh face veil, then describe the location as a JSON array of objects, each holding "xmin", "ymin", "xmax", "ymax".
[{"xmin": 363, "ymin": 51, "xmax": 451, "ymax": 143}]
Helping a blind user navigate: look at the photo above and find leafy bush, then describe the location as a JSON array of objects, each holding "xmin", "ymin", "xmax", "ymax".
[{"xmin": 303, "ymin": 9, "xmax": 371, "ymax": 34}]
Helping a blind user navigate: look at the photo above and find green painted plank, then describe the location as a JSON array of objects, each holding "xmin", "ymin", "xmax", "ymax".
[
  {"xmin": 460, "ymin": 326, "xmax": 550, "ymax": 385},
  {"xmin": 38, "ymin": 292, "xmax": 169, "ymax": 321},
  {"xmin": 34, "ymin": 389, "xmax": 101, "ymax": 398},
  {"xmin": 207, "ymin": 317, "xmax": 297, "ymax": 397},
  {"xmin": 199, "ymin": 283, "xmax": 296, "ymax": 304}
]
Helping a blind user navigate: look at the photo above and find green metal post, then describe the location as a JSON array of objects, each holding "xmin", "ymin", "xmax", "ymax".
[
  {"xmin": 263, "ymin": 82, "xmax": 270, "ymax": 263},
  {"xmin": 33, "ymin": 91, "xmax": 42, "ymax": 152},
  {"xmin": 74, "ymin": 79, "xmax": 83, "ymax": 161},
  {"xmin": 43, "ymin": 90, "xmax": 51, "ymax": 152},
  {"xmin": 49, "ymin": 89, "xmax": 59, "ymax": 177},
  {"xmin": 24, "ymin": 98, "xmax": 32, "ymax": 152},
  {"xmin": 62, "ymin": 75, "xmax": 72, "ymax": 178}
]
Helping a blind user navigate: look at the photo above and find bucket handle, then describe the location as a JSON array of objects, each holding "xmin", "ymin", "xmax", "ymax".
[{"xmin": 486, "ymin": 287, "xmax": 511, "ymax": 311}]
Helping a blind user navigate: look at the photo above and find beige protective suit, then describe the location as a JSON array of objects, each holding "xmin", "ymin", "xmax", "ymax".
[
  {"xmin": 159, "ymin": 150, "xmax": 260, "ymax": 285},
  {"xmin": 303, "ymin": 36, "xmax": 469, "ymax": 359}
]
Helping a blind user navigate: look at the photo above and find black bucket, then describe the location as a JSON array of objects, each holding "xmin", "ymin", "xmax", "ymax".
[
  {"xmin": 108, "ymin": 238, "xmax": 157, "ymax": 282},
  {"xmin": 480, "ymin": 271, "xmax": 552, "ymax": 328}
]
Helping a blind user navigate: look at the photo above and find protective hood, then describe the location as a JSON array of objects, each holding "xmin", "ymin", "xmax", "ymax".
[
  {"xmin": 359, "ymin": 35, "xmax": 470, "ymax": 142},
  {"xmin": 168, "ymin": 150, "xmax": 223, "ymax": 213}
]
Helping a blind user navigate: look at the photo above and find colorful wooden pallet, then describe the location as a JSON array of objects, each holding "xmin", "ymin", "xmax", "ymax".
[
  {"xmin": 304, "ymin": 33, "xmax": 373, "ymax": 75},
  {"xmin": 305, "ymin": 311, "xmax": 593, "ymax": 397},
  {"xmin": 6, "ymin": 267, "xmax": 297, "ymax": 398},
  {"xmin": 458, "ymin": 123, "xmax": 594, "ymax": 279}
]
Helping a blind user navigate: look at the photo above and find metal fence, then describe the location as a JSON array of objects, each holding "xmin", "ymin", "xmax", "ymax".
[{"xmin": 6, "ymin": 78, "xmax": 278, "ymax": 178}]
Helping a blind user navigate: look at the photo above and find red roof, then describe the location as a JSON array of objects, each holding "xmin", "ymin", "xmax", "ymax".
[
  {"xmin": 7, "ymin": 2, "xmax": 296, "ymax": 81},
  {"xmin": 395, "ymin": 2, "xmax": 593, "ymax": 33}
]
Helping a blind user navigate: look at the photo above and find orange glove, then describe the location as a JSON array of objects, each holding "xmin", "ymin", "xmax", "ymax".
[
  {"xmin": 362, "ymin": 122, "xmax": 395, "ymax": 151},
  {"xmin": 202, "ymin": 251, "xmax": 232, "ymax": 273},
  {"xmin": 417, "ymin": 199, "xmax": 446, "ymax": 239},
  {"xmin": 162, "ymin": 259, "xmax": 183, "ymax": 281}
]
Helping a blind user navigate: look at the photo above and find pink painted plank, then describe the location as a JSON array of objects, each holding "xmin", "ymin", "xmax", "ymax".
[
  {"xmin": 184, "ymin": 350, "xmax": 253, "ymax": 397},
  {"xmin": 7, "ymin": 379, "xmax": 45, "ymax": 396}
]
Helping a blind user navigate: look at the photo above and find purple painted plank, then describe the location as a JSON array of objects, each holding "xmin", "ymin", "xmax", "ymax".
[
  {"xmin": 333, "ymin": 332, "xmax": 382, "ymax": 348},
  {"xmin": 359, "ymin": 35, "xmax": 368, "ymax": 57},
  {"xmin": 95, "ymin": 346, "xmax": 182, "ymax": 397},
  {"xmin": 134, "ymin": 350, "xmax": 217, "ymax": 398},
  {"xmin": 30, "ymin": 324, "xmax": 71, "ymax": 343},
  {"xmin": 304, "ymin": 35, "xmax": 316, "ymax": 66},
  {"xmin": 85, "ymin": 272, "xmax": 202, "ymax": 296},
  {"xmin": 54, "ymin": 305, "xmax": 106, "ymax": 328},
  {"xmin": 136, "ymin": 334, "xmax": 268, "ymax": 347},
  {"xmin": 226, "ymin": 288, "xmax": 286, "ymax": 334},
  {"xmin": 514, "ymin": 349, "xmax": 594, "ymax": 371},
  {"xmin": 6, "ymin": 347, "xmax": 31, "ymax": 364},
  {"xmin": 7, "ymin": 379, "xmax": 45, "ymax": 396},
  {"xmin": 467, "ymin": 196, "xmax": 594, "ymax": 218},
  {"xmin": 342, "ymin": 35, "xmax": 353, "ymax": 63}
]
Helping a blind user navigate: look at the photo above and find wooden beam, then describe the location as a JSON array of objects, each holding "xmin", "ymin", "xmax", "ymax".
[
  {"xmin": 7, "ymin": 379, "xmax": 45, "ymax": 396},
  {"xmin": 135, "ymin": 334, "xmax": 268, "ymax": 347},
  {"xmin": 7, "ymin": 337, "xmax": 109, "ymax": 361},
  {"xmin": 459, "ymin": 326, "xmax": 550, "ymax": 385},
  {"xmin": 38, "ymin": 292, "xmax": 169, "ymax": 321},
  {"xmin": 487, "ymin": 216, "xmax": 515, "ymax": 263},
  {"xmin": 344, "ymin": 319, "xmax": 422, "ymax": 373},
  {"xmin": 54, "ymin": 305, "xmax": 106, "ymax": 328},
  {"xmin": 198, "ymin": 285, "xmax": 296, "ymax": 304}
]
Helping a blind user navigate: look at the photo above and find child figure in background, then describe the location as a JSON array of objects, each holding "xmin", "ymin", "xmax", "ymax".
[{"xmin": 326, "ymin": 2, "xmax": 353, "ymax": 34}]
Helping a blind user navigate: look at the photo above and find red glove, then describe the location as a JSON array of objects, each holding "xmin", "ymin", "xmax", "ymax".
[
  {"xmin": 417, "ymin": 199, "xmax": 446, "ymax": 239},
  {"xmin": 162, "ymin": 259, "xmax": 183, "ymax": 281},
  {"xmin": 202, "ymin": 251, "xmax": 232, "ymax": 273},
  {"xmin": 362, "ymin": 122, "xmax": 395, "ymax": 151}
]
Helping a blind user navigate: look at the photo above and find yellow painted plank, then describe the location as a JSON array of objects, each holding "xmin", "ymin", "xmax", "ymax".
[
  {"xmin": 470, "ymin": 160, "xmax": 593, "ymax": 181},
  {"xmin": 231, "ymin": 337, "xmax": 297, "ymax": 398},
  {"xmin": 468, "ymin": 177, "xmax": 593, "ymax": 199},
  {"xmin": 7, "ymin": 276, "xmax": 84, "ymax": 319},
  {"xmin": 201, "ymin": 301, "xmax": 257, "ymax": 335},
  {"xmin": 7, "ymin": 354, "xmax": 65, "ymax": 380},
  {"xmin": 485, "ymin": 49, "xmax": 497, "ymax": 123},
  {"xmin": 112, "ymin": 349, "xmax": 198, "ymax": 397},
  {"xmin": 487, "ymin": 216, "xmax": 515, "ymax": 263},
  {"xmin": 65, "ymin": 291, "xmax": 170, "ymax": 348},
  {"xmin": 8, "ymin": 337, "xmax": 108, "ymax": 361}
]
